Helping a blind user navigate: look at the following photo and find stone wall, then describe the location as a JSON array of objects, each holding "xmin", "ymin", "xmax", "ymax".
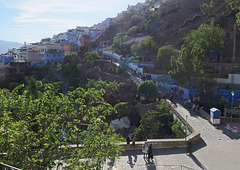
[
  {"xmin": 134, "ymin": 102, "xmax": 158, "ymax": 115},
  {"xmin": 71, "ymin": 101, "xmax": 201, "ymax": 151},
  {"xmin": 199, "ymin": 109, "xmax": 210, "ymax": 122}
]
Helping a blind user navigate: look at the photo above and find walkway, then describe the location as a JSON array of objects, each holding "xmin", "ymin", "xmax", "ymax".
[{"xmin": 105, "ymin": 97, "xmax": 240, "ymax": 170}]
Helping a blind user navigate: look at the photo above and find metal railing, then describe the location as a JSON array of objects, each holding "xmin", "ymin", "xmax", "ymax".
[{"xmin": 0, "ymin": 162, "xmax": 21, "ymax": 170}]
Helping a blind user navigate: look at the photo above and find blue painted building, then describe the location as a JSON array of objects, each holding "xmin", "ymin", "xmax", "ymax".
[
  {"xmin": 0, "ymin": 56, "xmax": 14, "ymax": 64},
  {"xmin": 163, "ymin": 83, "xmax": 240, "ymax": 102},
  {"xmin": 45, "ymin": 52, "xmax": 64, "ymax": 66}
]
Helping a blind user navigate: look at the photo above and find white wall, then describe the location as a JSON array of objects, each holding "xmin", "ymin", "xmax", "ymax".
[{"xmin": 215, "ymin": 74, "xmax": 240, "ymax": 84}]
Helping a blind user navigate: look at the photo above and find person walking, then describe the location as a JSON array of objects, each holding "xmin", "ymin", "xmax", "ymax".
[
  {"xmin": 148, "ymin": 144, "xmax": 153, "ymax": 162},
  {"xmin": 142, "ymin": 142, "xmax": 148, "ymax": 159},
  {"xmin": 126, "ymin": 136, "xmax": 131, "ymax": 151}
]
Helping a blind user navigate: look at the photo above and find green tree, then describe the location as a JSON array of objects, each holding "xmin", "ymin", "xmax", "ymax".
[
  {"xmin": 156, "ymin": 45, "xmax": 178, "ymax": 70},
  {"xmin": 127, "ymin": 26, "xmax": 139, "ymax": 37},
  {"xmin": 0, "ymin": 82, "xmax": 123, "ymax": 169},
  {"xmin": 197, "ymin": 76, "xmax": 217, "ymax": 100},
  {"xmin": 133, "ymin": 100, "xmax": 173, "ymax": 140},
  {"xmin": 112, "ymin": 32, "xmax": 128, "ymax": 56},
  {"xmin": 171, "ymin": 119, "xmax": 185, "ymax": 138},
  {"xmin": 63, "ymin": 117, "xmax": 124, "ymax": 169},
  {"xmin": 59, "ymin": 52, "xmax": 80, "ymax": 76},
  {"xmin": 137, "ymin": 80, "xmax": 158, "ymax": 96},
  {"xmin": 86, "ymin": 79, "xmax": 118, "ymax": 93},
  {"xmin": 200, "ymin": 1, "xmax": 215, "ymax": 15},
  {"xmin": 225, "ymin": 0, "xmax": 240, "ymax": 25},
  {"xmin": 59, "ymin": 53, "xmax": 82, "ymax": 88},
  {"xmin": 145, "ymin": 11, "xmax": 162, "ymax": 35},
  {"xmin": 169, "ymin": 23, "xmax": 226, "ymax": 87},
  {"xmin": 131, "ymin": 37, "xmax": 157, "ymax": 61},
  {"xmin": 83, "ymin": 52, "xmax": 100, "ymax": 66}
]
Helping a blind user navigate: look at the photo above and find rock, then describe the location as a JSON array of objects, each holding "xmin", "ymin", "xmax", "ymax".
[
  {"xmin": 110, "ymin": 119, "xmax": 121, "ymax": 131},
  {"xmin": 110, "ymin": 117, "xmax": 131, "ymax": 131},
  {"xmin": 120, "ymin": 117, "xmax": 131, "ymax": 129}
]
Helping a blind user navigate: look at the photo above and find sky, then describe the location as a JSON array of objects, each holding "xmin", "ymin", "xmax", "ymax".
[{"xmin": 0, "ymin": 0, "xmax": 145, "ymax": 44}]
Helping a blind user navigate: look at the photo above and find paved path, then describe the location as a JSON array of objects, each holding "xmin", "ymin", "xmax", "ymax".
[{"xmin": 105, "ymin": 97, "xmax": 240, "ymax": 170}]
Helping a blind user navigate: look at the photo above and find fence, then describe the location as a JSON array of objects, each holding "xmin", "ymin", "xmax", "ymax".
[{"xmin": 0, "ymin": 162, "xmax": 21, "ymax": 170}]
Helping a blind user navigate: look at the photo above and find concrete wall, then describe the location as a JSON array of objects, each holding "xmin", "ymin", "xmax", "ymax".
[
  {"xmin": 70, "ymin": 101, "xmax": 201, "ymax": 151},
  {"xmin": 64, "ymin": 44, "xmax": 78, "ymax": 53},
  {"xmin": 199, "ymin": 109, "xmax": 210, "ymax": 122},
  {"xmin": 163, "ymin": 83, "xmax": 199, "ymax": 100},
  {"xmin": 215, "ymin": 74, "xmax": 240, "ymax": 84},
  {"xmin": 102, "ymin": 51, "xmax": 121, "ymax": 61},
  {"xmin": 134, "ymin": 102, "xmax": 158, "ymax": 115}
]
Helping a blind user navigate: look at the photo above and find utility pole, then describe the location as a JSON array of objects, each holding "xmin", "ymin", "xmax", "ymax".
[{"xmin": 233, "ymin": 22, "xmax": 237, "ymax": 63}]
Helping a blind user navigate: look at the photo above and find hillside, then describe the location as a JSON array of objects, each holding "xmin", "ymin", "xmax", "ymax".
[
  {"xmin": 97, "ymin": 0, "xmax": 239, "ymax": 60},
  {"xmin": 0, "ymin": 40, "xmax": 22, "ymax": 54}
]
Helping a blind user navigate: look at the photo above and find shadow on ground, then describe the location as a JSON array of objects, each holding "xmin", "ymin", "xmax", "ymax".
[
  {"xmin": 217, "ymin": 124, "xmax": 240, "ymax": 140},
  {"xmin": 192, "ymin": 138, "xmax": 207, "ymax": 152},
  {"xmin": 188, "ymin": 153, "xmax": 207, "ymax": 170}
]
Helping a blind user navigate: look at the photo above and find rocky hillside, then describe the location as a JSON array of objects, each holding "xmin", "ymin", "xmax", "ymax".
[{"xmin": 97, "ymin": 0, "xmax": 239, "ymax": 60}]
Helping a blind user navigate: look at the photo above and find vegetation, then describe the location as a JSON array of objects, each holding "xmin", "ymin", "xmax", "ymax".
[
  {"xmin": 112, "ymin": 32, "xmax": 128, "ymax": 56},
  {"xmin": 197, "ymin": 76, "xmax": 217, "ymax": 100},
  {"xmin": 83, "ymin": 52, "xmax": 100, "ymax": 66},
  {"xmin": 156, "ymin": 45, "xmax": 178, "ymax": 70},
  {"xmin": 41, "ymin": 37, "xmax": 51, "ymax": 42},
  {"xmin": 127, "ymin": 26, "xmax": 139, "ymax": 37},
  {"xmin": 182, "ymin": 14, "xmax": 201, "ymax": 27},
  {"xmin": 0, "ymin": 78, "xmax": 123, "ymax": 169},
  {"xmin": 130, "ymin": 37, "xmax": 157, "ymax": 61},
  {"xmin": 145, "ymin": 11, "xmax": 162, "ymax": 35},
  {"xmin": 169, "ymin": 23, "xmax": 226, "ymax": 87},
  {"xmin": 133, "ymin": 100, "xmax": 173, "ymax": 140},
  {"xmin": 200, "ymin": 1, "xmax": 215, "ymax": 15},
  {"xmin": 137, "ymin": 80, "xmax": 158, "ymax": 96},
  {"xmin": 225, "ymin": 0, "xmax": 240, "ymax": 25},
  {"xmin": 171, "ymin": 119, "xmax": 186, "ymax": 138},
  {"xmin": 86, "ymin": 79, "xmax": 118, "ymax": 93}
]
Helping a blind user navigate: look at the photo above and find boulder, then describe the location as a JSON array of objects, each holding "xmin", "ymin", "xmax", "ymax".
[
  {"xmin": 119, "ymin": 117, "xmax": 131, "ymax": 129},
  {"xmin": 110, "ymin": 117, "xmax": 131, "ymax": 131},
  {"xmin": 110, "ymin": 119, "xmax": 121, "ymax": 131}
]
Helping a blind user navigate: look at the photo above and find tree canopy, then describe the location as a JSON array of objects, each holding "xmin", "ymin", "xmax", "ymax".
[
  {"xmin": 137, "ymin": 80, "xmax": 158, "ymax": 96},
  {"xmin": 225, "ymin": 0, "xmax": 240, "ymax": 25},
  {"xmin": 83, "ymin": 52, "xmax": 100, "ymax": 66},
  {"xmin": 133, "ymin": 100, "xmax": 173, "ymax": 140},
  {"xmin": 156, "ymin": 45, "xmax": 178, "ymax": 70},
  {"xmin": 112, "ymin": 32, "xmax": 128, "ymax": 56},
  {"xmin": 130, "ymin": 37, "xmax": 157, "ymax": 61},
  {"xmin": 0, "ymin": 79, "xmax": 123, "ymax": 169},
  {"xmin": 169, "ymin": 23, "xmax": 226, "ymax": 87}
]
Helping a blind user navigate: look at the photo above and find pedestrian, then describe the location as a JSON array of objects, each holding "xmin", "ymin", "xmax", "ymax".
[
  {"xmin": 131, "ymin": 136, "xmax": 136, "ymax": 151},
  {"xmin": 142, "ymin": 142, "xmax": 148, "ymax": 159},
  {"xmin": 188, "ymin": 98, "xmax": 191, "ymax": 109},
  {"xmin": 148, "ymin": 144, "xmax": 153, "ymax": 162},
  {"xmin": 126, "ymin": 136, "xmax": 131, "ymax": 151},
  {"xmin": 184, "ymin": 99, "xmax": 187, "ymax": 108}
]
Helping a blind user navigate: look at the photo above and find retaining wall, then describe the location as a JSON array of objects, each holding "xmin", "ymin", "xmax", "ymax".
[{"xmin": 71, "ymin": 102, "xmax": 201, "ymax": 151}]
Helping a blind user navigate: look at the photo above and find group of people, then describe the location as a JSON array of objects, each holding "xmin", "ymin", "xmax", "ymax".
[
  {"xmin": 126, "ymin": 136, "xmax": 135, "ymax": 151},
  {"xmin": 126, "ymin": 136, "xmax": 153, "ymax": 162},
  {"xmin": 184, "ymin": 98, "xmax": 200, "ymax": 113},
  {"xmin": 142, "ymin": 142, "xmax": 153, "ymax": 162}
]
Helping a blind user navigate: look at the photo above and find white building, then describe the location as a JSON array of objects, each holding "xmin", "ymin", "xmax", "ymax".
[{"xmin": 127, "ymin": 2, "xmax": 149, "ymax": 11}]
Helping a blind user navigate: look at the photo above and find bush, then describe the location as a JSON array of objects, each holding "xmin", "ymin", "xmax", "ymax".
[
  {"xmin": 137, "ymin": 80, "xmax": 158, "ymax": 96},
  {"xmin": 133, "ymin": 100, "xmax": 173, "ymax": 140},
  {"xmin": 171, "ymin": 119, "xmax": 185, "ymax": 138}
]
